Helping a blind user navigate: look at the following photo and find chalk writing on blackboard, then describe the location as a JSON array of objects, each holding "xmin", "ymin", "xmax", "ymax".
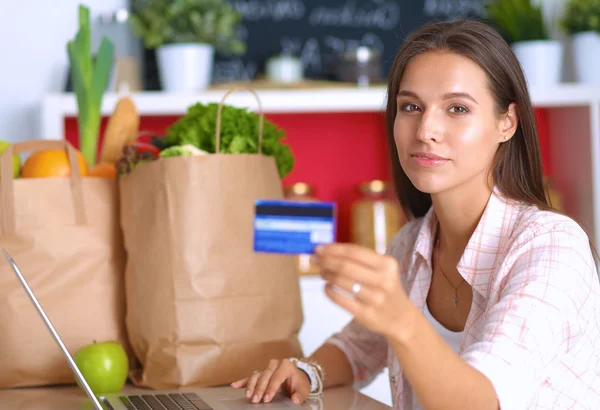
[
  {"xmin": 213, "ymin": 59, "xmax": 259, "ymax": 82},
  {"xmin": 307, "ymin": 1, "xmax": 401, "ymax": 30},
  {"xmin": 423, "ymin": 0, "xmax": 489, "ymax": 19},
  {"xmin": 230, "ymin": 0, "xmax": 306, "ymax": 22}
]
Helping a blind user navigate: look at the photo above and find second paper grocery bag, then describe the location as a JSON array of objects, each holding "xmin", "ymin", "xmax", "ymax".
[{"xmin": 119, "ymin": 88, "xmax": 304, "ymax": 389}]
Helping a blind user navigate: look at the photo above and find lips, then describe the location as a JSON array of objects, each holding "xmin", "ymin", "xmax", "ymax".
[
  {"xmin": 410, "ymin": 152, "xmax": 449, "ymax": 168},
  {"xmin": 411, "ymin": 152, "xmax": 448, "ymax": 160}
]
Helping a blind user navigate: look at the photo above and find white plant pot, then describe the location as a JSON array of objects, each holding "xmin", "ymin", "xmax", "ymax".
[
  {"xmin": 572, "ymin": 31, "xmax": 600, "ymax": 84},
  {"xmin": 512, "ymin": 40, "xmax": 563, "ymax": 86},
  {"xmin": 156, "ymin": 43, "xmax": 215, "ymax": 92}
]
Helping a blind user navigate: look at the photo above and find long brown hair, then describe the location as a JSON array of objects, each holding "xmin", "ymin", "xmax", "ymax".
[{"xmin": 385, "ymin": 18, "xmax": 598, "ymax": 260}]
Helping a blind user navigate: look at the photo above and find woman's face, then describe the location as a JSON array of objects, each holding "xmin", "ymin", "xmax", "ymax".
[{"xmin": 394, "ymin": 50, "xmax": 517, "ymax": 196}]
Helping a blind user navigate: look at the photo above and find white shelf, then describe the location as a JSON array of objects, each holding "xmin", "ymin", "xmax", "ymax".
[
  {"xmin": 41, "ymin": 86, "xmax": 389, "ymax": 140},
  {"xmin": 527, "ymin": 83, "xmax": 600, "ymax": 107},
  {"xmin": 43, "ymin": 86, "xmax": 390, "ymax": 117}
]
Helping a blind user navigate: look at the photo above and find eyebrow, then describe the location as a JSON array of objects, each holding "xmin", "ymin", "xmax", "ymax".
[{"xmin": 396, "ymin": 90, "xmax": 479, "ymax": 105}]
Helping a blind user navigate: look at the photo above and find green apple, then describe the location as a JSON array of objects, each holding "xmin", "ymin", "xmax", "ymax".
[
  {"xmin": 0, "ymin": 140, "xmax": 21, "ymax": 177},
  {"xmin": 74, "ymin": 340, "xmax": 129, "ymax": 395}
]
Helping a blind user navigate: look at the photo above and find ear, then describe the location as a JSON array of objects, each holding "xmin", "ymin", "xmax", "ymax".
[{"xmin": 498, "ymin": 102, "xmax": 518, "ymax": 143}]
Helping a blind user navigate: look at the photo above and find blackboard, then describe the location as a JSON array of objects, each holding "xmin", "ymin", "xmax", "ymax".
[
  {"xmin": 213, "ymin": 0, "xmax": 489, "ymax": 82},
  {"xmin": 139, "ymin": 0, "xmax": 490, "ymax": 89}
]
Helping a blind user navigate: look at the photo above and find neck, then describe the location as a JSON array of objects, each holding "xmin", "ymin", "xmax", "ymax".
[{"xmin": 431, "ymin": 180, "xmax": 493, "ymax": 259}]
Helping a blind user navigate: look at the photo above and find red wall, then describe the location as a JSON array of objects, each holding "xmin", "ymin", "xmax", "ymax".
[{"xmin": 64, "ymin": 108, "xmax": 550, "ymax": 242}]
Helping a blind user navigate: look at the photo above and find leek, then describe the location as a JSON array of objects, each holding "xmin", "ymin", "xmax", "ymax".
[{"xmin": 67, "ymin": 4, "xmax": 114, "ymax": 166}]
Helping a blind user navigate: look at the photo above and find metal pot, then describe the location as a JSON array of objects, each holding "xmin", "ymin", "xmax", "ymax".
[{"xmin": 335, "ymin": 46, "xmax": 383, "ymax": 86}]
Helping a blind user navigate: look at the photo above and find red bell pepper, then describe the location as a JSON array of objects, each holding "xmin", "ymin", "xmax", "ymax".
[{"xmin": 124, "ymin": 141, "xmax": 160, "ymax": 158}]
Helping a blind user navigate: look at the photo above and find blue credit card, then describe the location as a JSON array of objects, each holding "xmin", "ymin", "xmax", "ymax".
[{"xmin": 253, "ymin": 200, "xmax": 336, "ymax": 254}]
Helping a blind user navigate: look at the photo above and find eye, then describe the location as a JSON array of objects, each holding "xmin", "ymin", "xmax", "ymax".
[
  {"xmin": 449, "ymin": 105, "xmax": 469, "ymax": 114},
  {"xmin": 400, "ymin": 103, "xmax": 420, "ymax": 112}
]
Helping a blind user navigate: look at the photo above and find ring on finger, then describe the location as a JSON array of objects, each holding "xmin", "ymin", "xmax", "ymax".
[
  {"xmin": 352, "ymin": 282, "xmax": 361, "ymax": 296},
  {"xmin": 252, "ymin": 370, "xmax": 260, "ymax": 374}
]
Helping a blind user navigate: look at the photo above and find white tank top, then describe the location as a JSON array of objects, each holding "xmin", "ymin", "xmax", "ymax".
[
  {"xmin": 422, "ymin": 302, "xmax": 464, "ymax": 352},
  {"xmin": 415, "ymin": 303, "xmax": 464, "ymax": 410}
]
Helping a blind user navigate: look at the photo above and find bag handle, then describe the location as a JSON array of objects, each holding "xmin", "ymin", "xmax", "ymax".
[
  {"xmin": 0, "ymin": 140, "xmax": 87, "ymax": 234},
  {"xmin": 215, "ymin": 87, "xmax": 264, "ymax": 154}
]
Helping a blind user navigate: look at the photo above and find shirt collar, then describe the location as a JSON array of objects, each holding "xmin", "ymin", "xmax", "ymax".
[{"xmin": 412, "ymin": 186, "xmax": 518, "ymax": 298}]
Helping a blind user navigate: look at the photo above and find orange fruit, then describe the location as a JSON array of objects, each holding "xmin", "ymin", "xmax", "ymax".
[
  {"xmin": 21, "ymin": 149, "xmax": 88, "ymax": 178},
  {"xmin": 88, "ymin": 162, "xmax": 117, "ymax": 179}
]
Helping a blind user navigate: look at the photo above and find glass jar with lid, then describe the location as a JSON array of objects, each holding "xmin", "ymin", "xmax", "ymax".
[
  {"xmin": 284, "ymin": 182, "xmax": 321, "ymax": 276},
  {"xmin": 350, "ymin": 180, "xmax": 405, "ymax": 254},
  {"xmin": 284, "ymin": 182, "xmax": 315, "ymax": 202},
  {"xmin": 544, "ymin": 176, "xmax": 563, "ymax": 211}
]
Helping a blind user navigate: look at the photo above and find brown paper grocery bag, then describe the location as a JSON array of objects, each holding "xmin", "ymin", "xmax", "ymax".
[
  {"xmin": 0, "ymin": 139, "xmax": 129, "ymax": 388},
  {"xmin": 120, "ymin": 88, "xmax": 304, "ymax": 389}
]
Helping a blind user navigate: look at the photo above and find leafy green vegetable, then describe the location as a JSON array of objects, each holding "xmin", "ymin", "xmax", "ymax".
[
  {"xmin": 484, "ymin": 0, "xmax": 549, "ymax": 43},
  {"xmin": 67, "ymin": 4, "xmax": 114, "ymax": 166},
  {"xmin": 163, "ymin": 103, "xmax": 294, "ymax": 178},
  {"xmin": 159, "ymin": 144, "xmax": 208, "ymax": 157}
]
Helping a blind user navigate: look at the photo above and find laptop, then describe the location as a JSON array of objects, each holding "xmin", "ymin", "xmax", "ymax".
[{"xmin": 2, "ymin": 249, "xmax": 304, "ymax": 410}]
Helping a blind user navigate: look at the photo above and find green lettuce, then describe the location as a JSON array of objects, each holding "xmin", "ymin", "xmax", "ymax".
[
  {"xmin": 163, "ymin": 102, "xmax": 294, "ymax": 177},
  {"xmin": 159, "ymin": 144, "xmax": 208, "ymax": 157}
]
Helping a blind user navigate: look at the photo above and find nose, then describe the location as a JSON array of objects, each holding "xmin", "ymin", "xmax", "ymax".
[{"xmin": 416, "ymin": 110, "xmax": 443, "ymax": 143}]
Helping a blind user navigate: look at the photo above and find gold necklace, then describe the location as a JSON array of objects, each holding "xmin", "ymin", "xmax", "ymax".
[{"xmin": 435, "ymin": 232, "xmax": 465, "ymax": 307}]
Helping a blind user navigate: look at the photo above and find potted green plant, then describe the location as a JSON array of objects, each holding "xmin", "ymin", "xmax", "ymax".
[
  {"xmin": 129, "ymin": 0, "xmax": 246, "ymax": 92},
  {"xmin": 485, "ymin": 0, "xmax": 564, "ymax": 86},
  {"xmin": 561, "ymin": 0, "xmax": 600, "ymax": 84}
]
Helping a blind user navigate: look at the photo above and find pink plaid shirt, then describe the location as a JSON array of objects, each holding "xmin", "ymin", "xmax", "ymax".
[{"xmin": 327, "ymin": 188, "xmax": 600, "ymax": 409}]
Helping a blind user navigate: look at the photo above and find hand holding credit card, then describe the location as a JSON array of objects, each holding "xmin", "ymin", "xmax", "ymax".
[{"xmin": 253, "ymin": 200, "xmax": 336, "ymax": 254}]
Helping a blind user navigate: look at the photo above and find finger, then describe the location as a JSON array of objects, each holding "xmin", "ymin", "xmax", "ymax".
[
  {"xmin": 317, "ymin": 243, "xmax": 393, "ymax": 270},
  {"xmin": 318, "ymin": 255, "xmax": 380, "ymax": 287},
  {"xmin": 289, "ymin": 374, "xmax": 311, "ymax": 405},
  {"xmin": 252, "ymin": 360, "xmax": 279, "ymax": 403},
  {"xmin": 245, "ymin": 372, "xmax": 261, "ymax": 399},
  {"xmin": 321, "ymin": 270, "xmax": 374, "ymax": 303},
  {"xmin": 325, "ymin": 282, "xmax": 363, "ymax": 317},
  {"xmin": 230, "ymin": 377, "xmax": 249, "ymax": 388},
  {"xmin": 263, "ymin": 359, "xmax": 294, "ymax": 403},
  {"xmin": 290, "ymin": 390, "xmax": 307, "ymax": 405}
]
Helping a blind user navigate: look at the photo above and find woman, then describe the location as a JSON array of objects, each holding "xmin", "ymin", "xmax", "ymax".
[{"xmin": 232, "ymin": 19, "xmax": 600, "ymax": 409}]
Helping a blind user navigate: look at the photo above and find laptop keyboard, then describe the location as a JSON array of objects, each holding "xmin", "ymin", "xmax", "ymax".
[{"xmin": 119, "ymin": 393, "xmax": 214, "ymax": 410}]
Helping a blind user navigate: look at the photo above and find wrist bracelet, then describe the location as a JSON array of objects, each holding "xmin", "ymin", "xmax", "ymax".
[
  {"xmin": 296, "ymin": 367, "xmax": 312, "ymax": 384},
  {"xmin": 289, "ymin": 357, "xmax": 324, "ymax": 396}
]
